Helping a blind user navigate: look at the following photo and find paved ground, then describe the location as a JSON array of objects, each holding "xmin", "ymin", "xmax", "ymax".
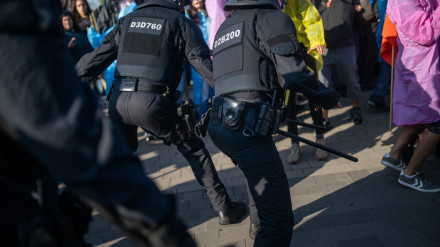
[{"xmin": 86, "ymin": 90, "xmax": 440, "ymax": 247}]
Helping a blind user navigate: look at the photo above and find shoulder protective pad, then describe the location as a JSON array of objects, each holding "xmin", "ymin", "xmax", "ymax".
[{"xmin": 267, "ymin": 34, "xmax": 298, "ymax": 56}]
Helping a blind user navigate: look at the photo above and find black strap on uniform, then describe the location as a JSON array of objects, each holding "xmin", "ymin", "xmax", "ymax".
[
  {"xmin": 137, "ymin": 82, "xmax": 169, "ymax": 94},
  {"xmin": 242, "ymin": 107, "xmax": 257, "ymax": 137},
  {"xmin": 214, "ymin": 74, "xmax": 270, "ymax": 96},
  {"xmin": 210, "ymin": 97, "xmax": 223, "ymax": 121},
  {"xmin": 115, "ymin": 77, "xmax": 170, "ymax": 94}
]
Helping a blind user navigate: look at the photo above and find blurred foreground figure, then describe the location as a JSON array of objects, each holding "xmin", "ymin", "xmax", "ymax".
[{"xmin": 0, "ymin": 1, "xmax": 195, "ymax": 246}]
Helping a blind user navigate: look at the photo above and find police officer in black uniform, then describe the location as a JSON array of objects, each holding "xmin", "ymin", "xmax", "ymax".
[
  {"xmin": 208, "ymin": 0, "xmax": 340, "ymax": 246},
  {"xmin": 0, "ymin": 0, "xmax": 195, "ymax": 246},
  {"xmin": 76, "ymin": 0, "xmax": 246, "ymax": 224}
]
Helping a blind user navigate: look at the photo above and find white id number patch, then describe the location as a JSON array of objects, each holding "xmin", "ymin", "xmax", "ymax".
[
  {"xmin": 130, "ymin": 21, "xmax": 162, "ymax": 30},
  {"xmin": 213, "ymin": 23, "xmax": 244, "ymax": 55},
  {"xmin": 214, "ymin": 29, "xmax": 241, "ymax": 48},
  {"xmin": 128, "ymin": 17, "xmax": 165, "ymax": 35}
]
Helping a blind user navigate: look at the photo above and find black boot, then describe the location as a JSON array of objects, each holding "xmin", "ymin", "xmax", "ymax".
[
  {"xmin": 351, "ymin": 107, "xmax": 362, "ymax": 125},
  {"xmin": 249, "ymin": 222, "xmax": 261, "ymax": 240},
  {"xmin": 218, "ymin": 201, "xmax": 247, "ymax": 225}
]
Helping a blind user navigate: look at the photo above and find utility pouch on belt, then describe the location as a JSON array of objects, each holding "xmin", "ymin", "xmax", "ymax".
[
  {"xmin": 221, "ymin": 98, "xmax": 246, "ymax": 130},
  {"xmin": 165, "ymin": 98, "xmax": 196, "ymax": 145},
  {"xmin": 253, "ymin": 103, "xmax": 274, "ymax": 137},
  {"xmin": 177, "ymin": 98, "xmax": 196, "ymax": 136},
  {"xmin": 119, "ymin": 78, "xmax": 138, "ymax": 92}
]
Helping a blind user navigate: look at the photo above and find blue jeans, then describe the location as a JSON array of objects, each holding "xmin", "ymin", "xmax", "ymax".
[
  {"xmin": 369, "ymin": 62, "xmax": 391, "ymax": 102},
  {"xmin": 208, "ymin": 119, "xmax": 294, "ymax": 247}
]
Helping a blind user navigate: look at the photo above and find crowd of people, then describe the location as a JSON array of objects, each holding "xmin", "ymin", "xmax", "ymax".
[{"xmin": 1, "ymin": 0, "xmax": 439, "ymax": 246}]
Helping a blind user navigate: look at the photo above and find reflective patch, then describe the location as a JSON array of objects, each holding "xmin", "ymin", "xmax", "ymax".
[
  {"xmin": 213, "ymin": 23, "xmax": 244, "ymax": 55},
  {"xmin": 128, "ymin": 17, "xmax": 165, "ymax": 35}
]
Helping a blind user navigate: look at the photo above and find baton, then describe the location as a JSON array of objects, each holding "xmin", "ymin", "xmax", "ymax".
[
  {"xmin": 276, "ymin": 129, "xmax": 358, "ymax": 162},
  {"xmin": 286, "ymin": 118, "xmax": 327, "ymax": 131}
]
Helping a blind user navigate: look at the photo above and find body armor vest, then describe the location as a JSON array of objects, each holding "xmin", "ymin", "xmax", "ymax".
[
  {"xmin": 115, "ymin": 6, "xmax": 184, "ymax": 88},
  {"xmin": 213, "ymin": 9, "xmax": 276, "ymax": 96}
]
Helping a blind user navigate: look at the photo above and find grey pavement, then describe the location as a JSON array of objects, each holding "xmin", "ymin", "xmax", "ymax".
[{"xmin": 87, "ymin": 90, "xmax": 440, "ymax": 247}]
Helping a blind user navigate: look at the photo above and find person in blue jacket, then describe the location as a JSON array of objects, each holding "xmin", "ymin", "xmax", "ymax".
[
  {"xmin": 186, "ymin": 0, "xmax": 214, "ymax": 119},
  {"xmin": 87, "ymin": 1, "xmax": 138, "ymax": 95},
  {"xmin": 367, "ymin": 0, "xmax": 391, "ymax": 112}
]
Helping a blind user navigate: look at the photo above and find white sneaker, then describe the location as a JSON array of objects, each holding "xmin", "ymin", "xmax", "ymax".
[
  {"xmin": 381, "ymin": 153, "xmax": 406, "ymax": 171},
  {"xmin": 398, "ymin": 171, "xmax": 440, "ymax": 193},
  {"xmin": 287, "ymin": 143, "xmax": 300, "ymax": 164},
  {"xmin": 314, "ymin": 138, "xmax": 328, "ymax": 161}
]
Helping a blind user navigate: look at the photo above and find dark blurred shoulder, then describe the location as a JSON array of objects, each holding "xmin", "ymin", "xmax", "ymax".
[{"xmin": 0, "ymin": 0, "xmax": 63, "ymax": 34}]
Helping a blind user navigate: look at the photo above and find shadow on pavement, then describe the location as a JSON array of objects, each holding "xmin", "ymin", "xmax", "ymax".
[{"xmin": 87, "ymin": 91, "xmax": 440, "ymax": 247}]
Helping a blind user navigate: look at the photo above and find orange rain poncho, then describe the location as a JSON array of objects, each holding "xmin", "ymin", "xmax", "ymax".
[{"xmin": 380, "ymin": 14, "xmax": 398, "ymax": 66}]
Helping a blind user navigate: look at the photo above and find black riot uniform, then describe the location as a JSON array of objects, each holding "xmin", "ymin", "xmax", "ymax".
[
  {"xmin": 208, "ymin": 0, "xmax": 340, "ymax": 246},
  {"xmin": 76, "ymin": 0, "xmax": 246, "ymax": 223},
  {"xmin": 0, "ymin": 0, "xmax": 195, "ymax": 246}
]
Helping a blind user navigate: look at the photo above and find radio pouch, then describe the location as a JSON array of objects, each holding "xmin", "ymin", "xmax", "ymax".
[
  {"xmin": 253, "ymin": 103, "xmax": 274, "ymax": 136},
  {"xmin": 221, "ymin": 98, "xmax": 246, "ymax": 130}
]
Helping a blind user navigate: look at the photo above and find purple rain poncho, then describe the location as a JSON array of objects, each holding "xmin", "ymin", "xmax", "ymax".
[
  {"xmin": 206, "ymin": 0, "xmax": 228, "ymax": 49},
  {"xmin": 387, "ymin": 0, "xmax": 440, "ymax": 125}
]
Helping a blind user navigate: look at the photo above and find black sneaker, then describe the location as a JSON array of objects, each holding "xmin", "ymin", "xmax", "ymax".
[
  {"xmin": 351, "ymin": 107, "xmax": 362, "ymax": 125},
  {"xmin": 367, "ymin": 100, "xmax": 389, "ymax": 112},
  {"xmin": 323, "ymin": 119, "xmax": 334, "ymax": 131},
  {"xmin": 218, "ymin": 201, "xmax": 247, "ymax": 225}
]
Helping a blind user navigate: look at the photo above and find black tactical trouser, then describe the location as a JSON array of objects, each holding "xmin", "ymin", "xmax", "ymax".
[
  {"xmin": 108, "ymin": 90, "xmax": 232, "ymax": 212},
  {"xmin": 208, "ymin": 110, "xmax": 294, "ymax": 247}
]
